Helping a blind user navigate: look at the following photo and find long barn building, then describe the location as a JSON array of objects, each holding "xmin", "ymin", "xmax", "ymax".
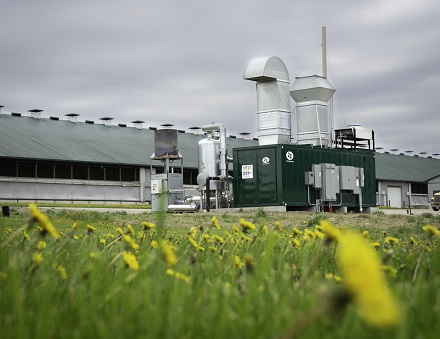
[{"xmin": 1, "ymin": 112, "xmax": 439, "ymax": 208}]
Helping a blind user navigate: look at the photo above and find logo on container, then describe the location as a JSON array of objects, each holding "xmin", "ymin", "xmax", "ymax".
[{"xmin": 262, "ymin": 157, "xmax": 270, "ymax": 165}]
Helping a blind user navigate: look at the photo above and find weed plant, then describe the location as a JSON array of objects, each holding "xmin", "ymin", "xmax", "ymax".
[{"xmin": 1, "ymin": 207, "xmax": 439, "ymax": 338}]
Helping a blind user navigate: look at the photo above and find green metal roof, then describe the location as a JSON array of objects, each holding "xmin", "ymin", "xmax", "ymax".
[
  {"xmin": 375, "ymin": 152, "xmax": 440, "ymax": 183},
  {"xmin": 1, "ymin": 114, "xmax": 439, "ymax": 181},
  {"xmin": 0, "ymin": 114, "xmax": 258, "ymax": 168}
]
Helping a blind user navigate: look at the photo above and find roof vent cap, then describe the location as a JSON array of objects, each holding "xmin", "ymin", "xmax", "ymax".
[
  {"xmin": 28, "ymin": 109, "xmax": 43, "ymax": 119},
  {"xmin": 131, "ymin": 120, "xmax": 145, "ymax": 129},
  {"xmin": 65, "ymin": 113, "xmax": 80, "ymax": 123},
  {"xmin": 100, "ymin": 117, "xmax": 113, "ymax": 126}
]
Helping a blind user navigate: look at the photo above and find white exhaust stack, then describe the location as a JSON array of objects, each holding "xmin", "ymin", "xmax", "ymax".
[
  {"xmin": 290, "ymin": 76, "xmax": 336, "ymax": 147},
  {"xmin": 243, "ymin": 56, "xmax": 291, "ymax": 145},
  {"xmin": 290, "ymin": 26, "xmax": 336, "ymax": 147}
]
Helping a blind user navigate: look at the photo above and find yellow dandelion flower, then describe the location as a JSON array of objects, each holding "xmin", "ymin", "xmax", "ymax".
[
  {"xmin": 115, "ymin": 227, "xmax": 124, "ymax": 236},
  {"xmin": 263, "ymin": 225, "xmax": 269, "ymax": 236},
  {"xmin": 275, "ymin": 221, "xmax": 283, "ymax": 231},
  {"xmin": 319, "ymin": 220, "xmax": 341, "ymax": 242},
  {"xmin": 189, "ymin": 237, "xmax": 199, "ymax": 249},
  {"xmin": 409, "ymin": 236, "xmax": 418, "ymax": 245},
  {"xmin": 189, "ymin": 226, "xmax": 198, "ymax": 238},
  {"xmin": 212, "ymin": 234, "xmax": 225, "ymax": 244},
  {"xmin": 203, "ymin": 234, "xmax": 210, "ymax": 241},
  {"xmin": 234, "ymin": 255, "xmax": 242, "ymax": 269},
  {"xmin": 29, "ymin": 203, "xmax": 60, "ymax": 239},
  {"xmin": 385, "ymin": 236, "xmax": 399, "ymax": 245},
  {"xmin": 210, "ymin": 246, "xmax": 218, "ymax": 252},
  {"xmin": 423, "ymin": 224, "xmax": 440, "ymax": 237},
  {"xmin": 86, "ymin": 224, "xmax": 96, "ymax": 233},
  {"xmin": 239, "ymin": 218, "xmax": 256, "ymax": 232},
  {"xmin": 362, "ymin": 230, "xmax": 369, "ymax": 238},
  {"xmin": 137, "ymin": 231, "xmax": 145, "ymax": 240},
  {"xmin": 293, "ymin": 238, "xmax": 301, "ymax": 247},
  {"xmin": 211, "ymin": 216, "xmax": 221, "ymax": 229},
  {"xmin": 122, "ymin": 251, "xmax": 139, "ymax": 271},
  {"xmin": 325, "ymin": 273, "xmax": 342, "ymax": 282},
  {"xmin": 241, "ymin": 234, "xmax": 251, "ymax": 241},
  {"xmin": 32, "ymin": 252, "xmax": 43, "ymax": 266},
  {"xmin": 160, "ymin": 240, "xmax": 177, "ymax": 266},
  {"xmin": 244, "ymin": 253, "xmax": 254, "ymax": 271},
  {"xmin": 99, "ymin": 238, "xmax": 106, "ymax": 245},
  {"xmin": 233, "ymin": 224, "xmax": 241, "ymax": 235},
  {"xmin": 293, "ymin": 227, "xmax": 303, "ymax": 235},
  {"xmin": 370, "ymin": 241, "xmax": 380, "ymax": 248},
  {"xmin": 305, "ymin": 229, "xmax": 316, "ymax": 239},
  {"xmin": 57, "ymin": 265, "xmax": 68, "ymax": 280},
  {"xmin": 337, "ymin": 231, "xmax": 401, "ymax": 327},
  {"xmin": 382, "ymin": 265, "xmax": 398, "ymax": 278},
  {"xmin": 123, "ymin": 235, "xmax": 139, "ymax": 250},
  {"xmin": 175, "ymin": 271, "xmax": 191, "ymax": 283},
  {"xmin": 23, "ymin": 230, "xmax": 30, "ymax": 241},
  {"xmin": 127, "ymin": 224, "xmax": 135, "ymax": 235},
  {"xmin": 142, "ymin": 221, "xmax": 155, "ymax": 230},
  {"xmin": 166, "ymin": 269, "xmax": 190, "ymax": 283},
  {"xmin": 73, "ymin": 235, "xmax": 79, "ymax": 240},
  {"xmin": 72, "ymin": 222, "xmax": 78, "ymax": 230},
  {"xmin": 37, "ymin": 241, "xmax": 47, "ymax": 249},
  {"xmin": 151, "ymin": 240, "xmax": 158, "ymax": 249},
  {"xmin": 314, "ymin": 230, "xmax": 325, "ymax": 240}
]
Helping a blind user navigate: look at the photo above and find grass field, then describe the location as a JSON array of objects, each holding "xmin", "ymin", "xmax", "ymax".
[{"xmin": 1, "ymin": 206, "xmax": 440, "ymax": 338}]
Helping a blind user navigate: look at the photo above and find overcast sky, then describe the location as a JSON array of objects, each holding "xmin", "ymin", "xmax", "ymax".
[{"xmin": 1, "ymin": 0, "xmax": 440, "ymax": 155}]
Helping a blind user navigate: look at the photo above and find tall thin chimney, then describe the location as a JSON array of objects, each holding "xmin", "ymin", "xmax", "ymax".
[{"xmin": 322, "ymin": 26, "xmax": 327, "ymax": 78}]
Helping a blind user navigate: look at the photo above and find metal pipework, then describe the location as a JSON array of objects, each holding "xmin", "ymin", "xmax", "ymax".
[{"xmin": 202, "ymin": 123, "xmax": 229, "ymax": 178}]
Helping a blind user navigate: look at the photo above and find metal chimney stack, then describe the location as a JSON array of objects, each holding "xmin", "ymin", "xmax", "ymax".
[
  {"xmin": 243, "ymin": 56, "xmax": 291, "ymax": 145},
  {"xmin": 290, "ymin": 76, "xmax": 336, "ymax": 147},
  {"xmin": 290, "ymin": 26, "xmax": 336, "ymax": 147}
]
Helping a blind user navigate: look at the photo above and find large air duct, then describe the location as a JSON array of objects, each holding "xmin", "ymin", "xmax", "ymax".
[
  {"xmin": 243, "ymin": 56, "xmax": 291, "ymax": 145},
  {"xmin": 290, "ymin": 75, "xmax": 336, "ymax": 147}
]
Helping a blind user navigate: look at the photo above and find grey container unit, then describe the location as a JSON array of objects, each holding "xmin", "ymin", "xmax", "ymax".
[{"xmin": 232, "ymin": 144, "xmax": 376, "ymax": 211}]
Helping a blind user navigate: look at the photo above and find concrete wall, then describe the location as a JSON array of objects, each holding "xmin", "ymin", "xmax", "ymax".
[
  {"xmin": 0, "ymin": 177, "xmax": 142, "ymax": 203},
  {"xmin": 377, "ymin": 180, "xmax": 429, "ymax": 207}
]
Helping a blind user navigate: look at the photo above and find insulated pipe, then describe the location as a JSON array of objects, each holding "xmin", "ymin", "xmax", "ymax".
[{"xmin": 202, "ymin": 123, "xmax": 228, "ymax": 178}]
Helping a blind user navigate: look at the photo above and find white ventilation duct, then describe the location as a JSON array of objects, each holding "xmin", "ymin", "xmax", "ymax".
[
  {"xmin": 290, "ymin": 76, "xmax": 336, "ymax": 147},
  {"xmin": 243, "ymin": 56, "xmax": 291, "ymax": 145}
]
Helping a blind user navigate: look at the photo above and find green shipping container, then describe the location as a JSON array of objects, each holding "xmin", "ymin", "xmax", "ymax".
[{"xmin": 233, "ymin": 144, "xmax": 376, "ymax": 211}]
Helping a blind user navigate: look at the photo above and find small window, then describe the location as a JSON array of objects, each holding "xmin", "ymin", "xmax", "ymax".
[
  {"xmin": 89, "ymin": 165, "xmax": 105, "ymax": 180},
  {"xmin": 37, "ymin": 163, "xmax": 54, "ymax": 178},
  {"xmin": 0, "ymin": 160, "xmax": 17, "ymax": 177},
  {"xmin": 73, "ymin": 165, "xmax": 88, "ymax": 180},
  {"xmin": 106, "ymin": 167, "xmax": 120, "ymax": 181},
  {"xmin": 18, "ymin": 162, "xmax": 36, "ymax": 178},
  {"xmin": 121, "ymin": 167, "xmax": 136, "ymax": 181},
  {"xmin": 55, "ymin": 164, "xmax": 72, "ymax": 179}
]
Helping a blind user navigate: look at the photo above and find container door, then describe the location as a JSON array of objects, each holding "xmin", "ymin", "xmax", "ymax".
[
  {"xmin": 235, "ymin": 147, "xmax": 278, "ymax": 205},
  {"xmin": 256, "ymin": 148, "xmax": 278, "ymax": 203}
]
